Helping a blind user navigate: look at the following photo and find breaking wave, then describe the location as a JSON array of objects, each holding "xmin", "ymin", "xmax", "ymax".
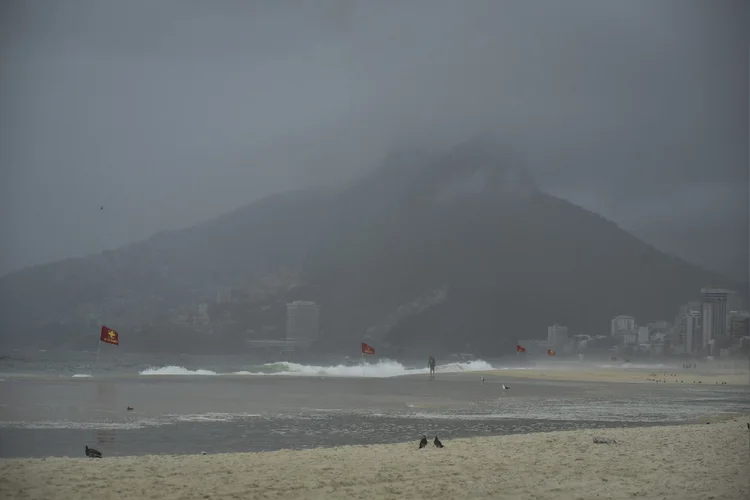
[
  {"xmin": 139, "ymin": 366, "xmax": 217, "ymax": 376},
  {"xmin": 235, "ymin": 359, "xmax": 492, "ymax": 378},
  {"xmin": 137, "ymin": 360, "xmax": 493, "ymax": 378},
  {"xmin": 236, "ymin": 359, "xmax": 493, "ymax": 378},
  {"xmin": 71, "ymin": 374, "xmax": 92, "ymax": 378}
]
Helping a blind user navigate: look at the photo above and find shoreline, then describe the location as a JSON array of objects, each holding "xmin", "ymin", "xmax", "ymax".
[
  {"xmin": 2, "ymin": 417, "xmax": 748, "ymax": 499},
  {"xmin": 478, "ymin": 367, "xmax": 750, "ymax": 386}
]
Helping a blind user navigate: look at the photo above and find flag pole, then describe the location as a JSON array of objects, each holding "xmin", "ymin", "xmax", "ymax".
[
  {"xmin": 93, "ymin": 333, "xmax": 101, "ymax": 373},
  {"xmin": 361, "ymin": 351, "xmax": 364, "ymax": 377}
]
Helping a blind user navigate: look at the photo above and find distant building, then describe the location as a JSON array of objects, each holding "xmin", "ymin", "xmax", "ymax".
[
  {"xmin": 572, "ymin": 334, "xmax": 591, "ymax": 350},
  {"xmin": 611, "ymin": 315, "xmax": 636, "ymax": 336},
  {"xmin": 700, "ymin": 288, "xmax": 731, "ymax": 351},
  {"xmin": 621, "ymin": 332, "xmax": 638, "ymax": 346},
  {"xmin": 673, "ymin": 302, "xmax": 701, "ymax": 354},
  {"xmin": 646, "ymin": 321, "xmax": 670, "ymax": 337},
  {"xmin": 728, "ymin": 311, "xmax": 750, "ymax": 340},
  {"xmin": 215, "ymin": 287, "xmax": 232, "ymax": 304},
  {"xmin": 637, "ymin": 326, "xmax": 650, "ymax": 344},
  {"xmin": 285, "ymin": 301, "xmax": 320, "ymax": 345},
  {"xmin": 547, "ymin": 324, "xmax": 568, "ymax": 345},
  {"xmin": 193, "ymin": 302, "xmax": 210, "ymax": 328},
  {"xmin": 684, "ymin": 310, "xmax": 701, "ymax": 353}
]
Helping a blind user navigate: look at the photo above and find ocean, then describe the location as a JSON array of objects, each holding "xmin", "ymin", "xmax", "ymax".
[{"xmin": 1, "ymin": 351, "xmax": 748, "ymax": 458}]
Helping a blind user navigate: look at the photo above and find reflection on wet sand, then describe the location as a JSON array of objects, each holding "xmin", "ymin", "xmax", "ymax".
[
  {"xmin": 96, "ymin": 381, "xmax": 115, "ymax": 408},
  {"xmin": 96, "ymin": 429, "xmax": 116, "ymax": 448}
]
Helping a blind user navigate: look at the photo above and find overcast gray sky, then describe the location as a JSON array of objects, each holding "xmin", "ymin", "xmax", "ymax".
[{"xmin": 1, "ymin": 0, "xmax": 748, "ymax": 279}]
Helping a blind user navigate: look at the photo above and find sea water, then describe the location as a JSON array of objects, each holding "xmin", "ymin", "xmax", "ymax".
[{"xmin": 0, "ymin": 352, "xmax": 747, "ymax": 458}]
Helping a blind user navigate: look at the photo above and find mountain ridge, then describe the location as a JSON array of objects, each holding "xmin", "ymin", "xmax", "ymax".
[{"xmin": 0, "ymin": 138, "xmax": 741, "ymax": 353}]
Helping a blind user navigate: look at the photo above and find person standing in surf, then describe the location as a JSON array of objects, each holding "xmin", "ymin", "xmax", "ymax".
[{"xmin": 428, "ymin": 355, "xmax": 436, "ymax": 380}]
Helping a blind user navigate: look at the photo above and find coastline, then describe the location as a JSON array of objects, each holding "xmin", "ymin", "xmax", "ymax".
[
  {"xmin": 481, "ymin": 367, "xmax": 750, "ymax": 386},
  {"xmin": 2, "ymin": 417, "xmax": 748, "ymax": 500}
]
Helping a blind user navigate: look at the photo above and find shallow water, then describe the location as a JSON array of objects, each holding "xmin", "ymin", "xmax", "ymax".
[
  {"xmin": 0, "ymin": 413, "xmax": 679, "ymax": 458},
  {"xmin": 0, "ymin": 353, "xmax": 747, "ymax": 458},
  {"xmin": 1, "ymin": 374, "xmax": 748, "ymax": 458}
]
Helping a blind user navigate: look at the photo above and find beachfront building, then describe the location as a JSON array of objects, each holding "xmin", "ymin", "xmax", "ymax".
[
  {"xmin": 673, "ymin": 307, "xmax": 701, "ymax": 354},
  {"xmin": 700, "ymin": 288, "xmax": 731, "ymax": 351},
  {"xmin": 684, "ymin": 311, "xmax": 701, "ymax": 354},
  {"xmin": 637, "ymin": 326, "xmax": 649, "ymax": 344},
  {"xmin": 285, "ymin": 301, "xmax": 320, "ymax": 348},
  {"xmin": 728, "ymin": 311, "xmax": 750, "ymax": 341},
  {"xmin": 610, "ymin": 315, "xmax": 636, "ymax": 336},
  {"xmin": 547, "ymin": 324, "xmax": 568, "ymax": 346},
  {"xmin": 621, "ymin": 332, "xmax": 638, "ymax": 346}
]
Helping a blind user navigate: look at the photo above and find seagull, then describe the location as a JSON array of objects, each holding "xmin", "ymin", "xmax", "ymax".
[
  {"xmin": 419, "ymin": 435, "xmax": 428, "ymax": 449},
  {"xmin": 85, "ymin": 445, "xmax": 102, "ymax": 458},
  {"xmin": 480, "ymin": 376, "xmax": 485, "ymax": 383},
  {"xmin": 502, "ymin": 384, "xmax": 510, "ymax": 390},
  {"xmin": 433, "ymin": 435, "xmax": 444, "ymax": 448},
  {"xmin": 126, "ymin": 406, "xmax": 134, "ymax": 411}
]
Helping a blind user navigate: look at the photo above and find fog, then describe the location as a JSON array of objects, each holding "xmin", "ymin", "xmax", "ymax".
[{"xmin": 1, "ymin": 0, "xmax": 747, "ymax": 278}]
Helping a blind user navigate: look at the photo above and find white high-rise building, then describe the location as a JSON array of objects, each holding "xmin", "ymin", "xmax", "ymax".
[
  {"xmin": 676, "ymin": 309, "xmax": 701, "ymax": 354},
  {"xmin": 285, "ymin": 301, "xmax": 320, "ymax": 343},
  {"xmin": 728, "ymin": 310, "xmax": 750, "ymax": 339},
  {"xmin": 700, "ymin": 288, "xmax": 730, "ymax": 351},
  {"xmin": 637, "ymin": 326, "xmax": 649, "ymax": 344},
  {"xmin": 547, "ymin": 324, "xmax": 568, "ymax": 345},
  {"xmin": 611, "ymin": 315, "xmax": 636, "ymax": 336}
]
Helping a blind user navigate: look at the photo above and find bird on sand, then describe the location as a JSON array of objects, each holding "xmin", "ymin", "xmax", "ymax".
[
  {"xmin": 480, "ymin": 376, "xmax": 485, "ymax": 383},
  {"xmin": 502, "ymin": 384, "xmax": 510, "ymax": 390},
  {"xmin": 126, "ymin": 406, "xmax": 134, "ymax": 411},
  {"xmin": 433, "ymin": 436, "xmax": 444, "ymax": 448},
  {"xmin": 85, "ymin": 445, "xmax": 102, "ymax": 458},
  {"xmin": 419, "ymin": 435, "xmax": 428, "ymax": 448}
]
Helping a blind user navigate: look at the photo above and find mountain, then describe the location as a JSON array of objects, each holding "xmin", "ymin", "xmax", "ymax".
[
  {"xmin": 0, "ymin": 188, "xmax": 334, "ymax": 350},
  {"xmin": 0, "ymin": 137, "xmax": 739, "ymax": 353}
]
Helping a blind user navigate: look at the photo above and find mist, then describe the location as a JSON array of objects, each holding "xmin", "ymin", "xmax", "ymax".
[{"xmin": 1, "ymin": 0, "xmax": 747, "ymax": 278}]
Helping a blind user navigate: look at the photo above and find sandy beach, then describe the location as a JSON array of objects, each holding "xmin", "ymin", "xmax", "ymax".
[
  {"xmin": 486, "ymin": 367, "xmax": 750, "ymax": 386},
  {"xmin": 2, "ymin": 416, "xmax": 748, "ymax": 500}
]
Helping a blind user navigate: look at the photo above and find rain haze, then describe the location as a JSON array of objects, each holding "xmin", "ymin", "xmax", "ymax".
[
  {"xmin": 1, "ymin": 0, "xmax": 747, "ymax": 279},
  {"xmin": 1, "ymin": 3, "xmax": 750, "ymax": 495}
]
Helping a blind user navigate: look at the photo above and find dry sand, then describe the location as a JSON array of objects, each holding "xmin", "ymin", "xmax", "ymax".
[
  {"xmin": 485, "ymin": 368, "xmax": 750, "ymax": 386},
  {"xmin": 2, "ymin": 417, "xmax": 749, "ymax": 500}
]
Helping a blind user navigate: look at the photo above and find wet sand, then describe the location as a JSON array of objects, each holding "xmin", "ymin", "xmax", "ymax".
[
  {"xmin": 484, "ymin": 367, "xmax": 750, "ymax": 386},
  {"xmin": 2, "ymin": 416, "xmax": 748, "ymax": 500}
]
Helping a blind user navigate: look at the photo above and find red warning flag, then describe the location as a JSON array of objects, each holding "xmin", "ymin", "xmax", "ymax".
[
  {"xmin": 100, "ymin": 325, "xmax": 120, "ymax": 346},
  {"xmin": 361, "ymin": 342, "xmax": 375, "ymax": 355}
]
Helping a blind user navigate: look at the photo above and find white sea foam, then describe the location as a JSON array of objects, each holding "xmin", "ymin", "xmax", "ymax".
[
  {"xmin": 139, "ymin": 366, "xmax": 218, "ymax": 376},
  {"xmin": 174, "ymin": 412, "xmax": 261, "ymax": 423},
  {"xmin": 137, "ymin": 360, "xmax": 493, "ymax": 378},
  {"xmin": 0, "ymin": 412, "xmax": 265, "ymax": 430},
  {"xmin": 71, "ymin": 374, "xmax": 92, "ymax": 378},
  {"xmin": 232, "ymin": 359, "xmax": 494, "ymax": 378},
  {"xmin": 0, "ymin": 419, "xmax": 167, "ymax": 430}
]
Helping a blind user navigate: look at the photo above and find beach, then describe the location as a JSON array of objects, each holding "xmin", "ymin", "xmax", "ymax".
[
  {"xmin": 485, "ymin": 365, "xmax": 750, "ymax": 386},
  {"xmin": 2, "ymin": 416, "xmax": 748, "ymax": 500},
  {"xmin": 2, "ymin": 354, "xmax": 749, "ymax": 499}
]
